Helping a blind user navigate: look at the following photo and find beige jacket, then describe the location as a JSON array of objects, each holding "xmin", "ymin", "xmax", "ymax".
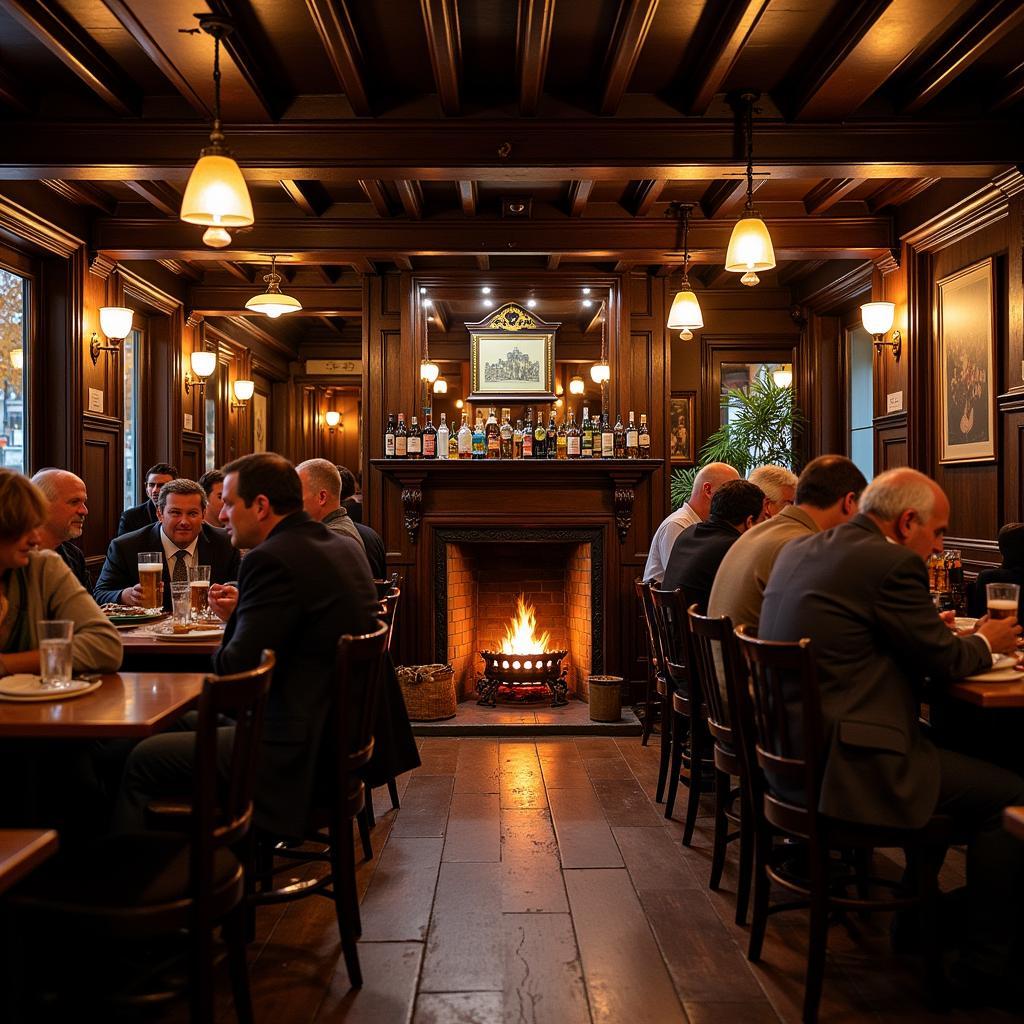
[{"xmin": 7, "ymin": 550, "xmax": 122, "ymax": 672}]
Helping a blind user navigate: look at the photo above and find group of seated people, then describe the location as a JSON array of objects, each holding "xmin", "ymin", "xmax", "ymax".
[{"xmin": 645, "ymin": 456, "xmax": 1024, "ymax": 1006}]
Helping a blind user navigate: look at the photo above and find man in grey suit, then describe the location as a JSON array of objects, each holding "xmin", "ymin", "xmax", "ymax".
[{"xmin": 761, "ymin": 468, "xmax": 1024, "ymax": 997}]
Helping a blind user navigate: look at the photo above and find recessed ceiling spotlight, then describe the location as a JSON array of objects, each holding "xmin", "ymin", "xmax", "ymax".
[
  {"xmin": 424, "ymin": 297, "xmax": 433, "ymax": 306},
  {"xmin": 582, "ymin": 299, "xmax": 593, "ymax": 307},
  {"xmin": 419, "ymin": 287, "xmax": 426, "ymax": 294},
  {"xmin": 527, "ymin": 298, "xmax": 537, "ymax": 308},
  {"xmin": 482, "ymin": 286, "xmax": 491, "ymax": 295},
  {"xmin": 582, "ymin": 287, "xmax": 591, "ymax": 295},
  {"xmin": 483, "ymin": 299, "xmax": 491, "ymax": 306}
]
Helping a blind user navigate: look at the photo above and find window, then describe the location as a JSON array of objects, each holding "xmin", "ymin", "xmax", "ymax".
[
  {"xmin": 123, "ymin": 327, "xmax": 140, "ymax": 508},
  {"xmin": 0, "ymin": 267, "xmax": 28, "ymax": 472},
  {"xmin": 848, "ymin": 326, "xmax": 874, "ymax": 479},
  {"xmin": 205, "ymin": 395, "xmax": 216, "ymax": 471}
]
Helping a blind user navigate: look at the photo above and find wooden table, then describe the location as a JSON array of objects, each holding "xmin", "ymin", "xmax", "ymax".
[
  {"xmin": 119, "ymin": 631, "xmax": 222, "ymax": 657},
  {"xmin": 0, "ymin": 829, "xmax": 57, "ymax": 894},
  {"xmin": 1004, "ymin": 807, "xmax": 1024, "ymax": 840},
  {"xmin": 0, "ymin": 672, "xmax": 205, "ymax": 738},
  {"xmin": 947, "ymin": 677, "xmax": 1024, "ymax": 708}
]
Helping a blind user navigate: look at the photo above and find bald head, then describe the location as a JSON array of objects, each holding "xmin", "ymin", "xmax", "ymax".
[
  {"xmin": 688, "ymin": 462, "xmax": 740, "ymax": 519},
  {"xmin": 859, "ymin": 468, "xmax": 949, "ymax": 561},
  {"xmin": 30, "ymin": 469, "xmax": 88, "ymax": 549}
]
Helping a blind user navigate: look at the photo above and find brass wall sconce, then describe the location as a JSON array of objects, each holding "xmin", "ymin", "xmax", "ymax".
[
  {"xmin": 89, "ymin": 306, "xmax": 133, "ymax": 365},
  {"xmin": 230, "ymin": 378, "xmax": 254, "ymax": 411},
  {"xmin": 183, "ymin": 350, "xmax": 217, "ymax": 399},
  {"xmin": 324, "ymin": 410, "xmax": 341, "ymax": 433},
  {"xmin": 860, "ymin": 301, "xmax": 901, "ymax": 360}
]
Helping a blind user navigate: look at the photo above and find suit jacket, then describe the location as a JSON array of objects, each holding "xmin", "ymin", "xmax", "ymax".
[
  {"xmin": 760, "ymin": 514, "xmax": 990, "ymax": 830},
  {"xmin": 356, "ymin": 522, "xmax": 386, "ymax": 580},
  {"xmin": 661, "ymin": 517, "xmax": 743, "ymax": 611},
  {"xmin": 343, "ymin": 496, "xmax": 363, "ymax": 524},
  {"xmin": 56, "ymin": 540, "xmax": 91, "ymax": 592},
  {"xmin": 94, "ymin": 522, "xmax": 240, "ymax": 610},
  {"xmin": 969, "ymin": 564, "xmax": 1024, "ymax": 619},
  {"xmin": 117, "ymin": 499, "xmax": 158, "ymax": 537},
  {"xmin": 213, "ymin": 512, "xmax": 379, "ymax": 837}
]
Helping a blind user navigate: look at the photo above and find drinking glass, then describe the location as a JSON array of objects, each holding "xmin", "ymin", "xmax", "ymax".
[
  {"xmin": 38, "ymin": 619, "xmax": 73, "ymax": 689},
  {"xmin": 986, "ymin": 582, "xmax": 1020, "ymax": 620},
  {"xmin": 170, "ymin": 581, "xmax": 191, "ymax": 626},
  {"xmin": 189, "ymin": 564, "xmax": 212, "ymax": 620},
  {"xmin": 137, "ymin": 551, "xmax": 164, "ymax": 611}
]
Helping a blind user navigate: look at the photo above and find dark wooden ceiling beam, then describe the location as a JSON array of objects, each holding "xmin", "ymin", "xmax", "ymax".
[
  {"xmin": 158, "ymin": 258, "xmax": 203, "ymax": 281},
  {"xmin": 216, "ymin": 260, "xmax": 253, "ymax": 282},
  {"xmin": 358, "ymin": 179, "xmax": 394, "ymax": 217},
  {"xmin": 304, "ymin": 0, "xmax": 372, "ymax": 117},
  {"xmin": 865, "ymin": 177, "xmax": 940, "ymax": 212},
  {"xmin": 316, "ymin": 265, "xmax": 342, "ymax": 284},
  {"xmin": 516, "ymin": 0, "xmax": 555, "ymax": 116},
  {"xmin": 395, "ymin": 180, "xmax": 424, "ymax": 219},
  {"xmin": 188, "ymin": 283, "xmax": 363, "ymax": 316},
  {"xmin": 458, "ymin": 180, "xmax": 477, "ymax": 216},
  {"xmin": 776, "ymin": 259, "xmax": 826, "ymax": 286},
  {"xmin": 703, "ymin": 265, "xmax": 735, "ymax": 290},
  {"xmin": 428, "ymin": 301, "xmax": 449, "ymax": 332},
  {"xmin": 420, "ymin": 0, "xmax": 462, "ymax": 116},
  {"xmin": 280, "ymin": 179, "xmax": 333, "ymax": 216},
  {"xmin": 600, "ymin": 0, "xmax": 659, "ymax": 116},
  {"xmin": 803, "ymin": 178, "xmax": 861, "ymax": 215},
  {"xmin": 476, "ymin": 254, "xmax": 490, "ymax": 271},
  {"xmin": 546, "ymin": 254, "xmax": 561, "ymax": 271},
  {"xmin": 626, "ymin": 178, "xmax": 665, "ymax": 216},
  {"xmin": 41, "ymin": 179, "xmax": 115, "ymax": 214},
  {"xmin": 124, "ymin": 180, "xmax": 181, "ymax": 217},
  {"xmin": 1, "ymin": 0, "xmax": 141, "ymax": 115},
  {"xmin": 994, "ymin": 60, "xmax": 1024, "ymax": 110},
  {"xmin": 903, "ymin": 0, "xmax": 1024, "ymax": 113},
  {"xmin": 567, "ymin": 180, "xmax": 594, "ymax": 217},
  {"xmin": 348, "ymin": 256, "xmax": 375, "ymax": 274},
  {"xmin": 699, "ymin": 179, "xmax": 742, "ymax": 219},
  {"xmin": 393, "ymin": 255, "xmax": 413, "ymax": 271},
  {"xmin": 0, "ymin": 62, "xmax": 33, "ymax": 114}
]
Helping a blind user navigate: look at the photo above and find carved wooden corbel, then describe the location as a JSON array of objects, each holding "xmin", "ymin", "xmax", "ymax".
[
  {"xmin": 614, "ymin": 486, "xmax": 635, "ymax": 542},
  {"xmin": 402, "ymin": 487, "xmax": 423, "ymax": 544}
]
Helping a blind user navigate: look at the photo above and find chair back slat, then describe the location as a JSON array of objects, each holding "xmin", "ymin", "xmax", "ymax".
[
  {"xmin": 650, "ymin": 587, "xmax": 694, "ymax": 699},
  {"xmin": 381, "ymin": 588, "xmax": 400, "ymax": 654},
  {"xmin": 334, "ymin": 620, "xmax": 389, "ymax": 795},
  {"xmin": 635, "ymin": 579, "xmax": 662, "ymax": 674},
  {"xmin": 687, "ymin": 605, "xmax": 735, "ymax": 747}
]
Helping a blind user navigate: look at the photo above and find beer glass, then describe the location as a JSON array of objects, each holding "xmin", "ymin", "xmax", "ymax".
[
  {"xmin": 986, "ymin": 582, "xmax": 1020, "ymax": 620},
  {"xmin": 38, "ymin": 619, "xmax": 73, "ymax": 689},
  {"xmin": 189, "ymin": 564, "xmax": 211, "ymax": 619},
  {"xmin": 137, "ymin": 551, "xmax": 163, "ymax": 611}
]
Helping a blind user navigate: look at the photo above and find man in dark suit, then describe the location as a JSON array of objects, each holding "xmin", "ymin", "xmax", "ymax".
[
  {"xmin": 116, "ymin": 462, "xmax": 177, "ymax": 537},
  {"xmin": 356, "ymin": 521, "xmax": 386, "ymax": 579},
  {"xmin": 31, "ymin": 468, "xmax": 92, "ymax": 591},
  {"xmin": 337, "ymin": 464, "xmax": 362, "ymax": 524},
  {"xmin": 115, "ymin": 453, "xmax": 380, "ymax": 840},
  {"xmin": 661, "ymin": 479, "xmax": 765, "ymax": 609},
  {"xmin": 95, "ymin": 478, "xmax": 239, "ymax": 610},
  {"xmin": 969, "ymin": 522, "xmax": 1024, "ymax": 620},
  {"xmin": 761, "ymin": 467, "xmax": 1024, "ymax": 996}
]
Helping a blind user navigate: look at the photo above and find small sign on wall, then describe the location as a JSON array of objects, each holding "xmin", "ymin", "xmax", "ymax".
[
  {"xmin": 306, "ymin": 359, "xmax": 361, "ymax": 376},
  {"xmin": 183, "ymin": 413, "xmax": 194, "ymax": 431},
  {"xmin": 886, "ymin": 391, "xmax": 904, "ymax": 414},
  {"xmin": 87, "ymin": 388, "xmax": 103, "ymax": 413}
]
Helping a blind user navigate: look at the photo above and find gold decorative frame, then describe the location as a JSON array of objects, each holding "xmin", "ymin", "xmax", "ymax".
[{"xmin": 466, "ymin": 303, "xmax": 559, "ymax": 403}]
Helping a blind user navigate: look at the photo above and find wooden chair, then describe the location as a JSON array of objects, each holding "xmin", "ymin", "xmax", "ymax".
[
  {"xmin": 733, "ymin": 626, "xmax": 949, "ymax": 1024},
  {"xmin": 634, "ymin": 579, "xmax": 664, "ymax": 748},
  {"xmin": 10, "ymin": 651, "xmax": 276, "ymax": 1023},
  {"xmin": 249, "ymin": 621, "xmax": 388, "ymax": 989},
  {"xmin": 687, "ymin": 604, "xmax": 753, "ymax": 924}
]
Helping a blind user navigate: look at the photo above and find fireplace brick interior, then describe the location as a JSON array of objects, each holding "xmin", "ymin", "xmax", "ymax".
[{"xmin": 445, "ymin": 541, "xmax": 594, "ymax": 701}]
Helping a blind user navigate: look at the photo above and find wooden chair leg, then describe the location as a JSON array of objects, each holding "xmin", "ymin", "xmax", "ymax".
[
  {"xmin": 664, "ymin": 709, "xmax": 685, "ymax": 820},
  {"xmin": 918, "ymin": 849, "xmax": 947, "ymax": 1009},
  {"xmin": 747, "ymin": 825, "xmax": 773, "ymax": 962},
  {"xmin": 356, "ymin": 808, "xmax": 374, "ymax": 861},
  {"xmin": 655, "ymin": 698, "xmax": 672, "ymax": 803},
  {"xmin": 681, "ymin": 726, "xmax": 704, "ymax": 846},
  {"xmin": 387, "ymin": 777, "xmax": 401, "ymax": 809},
  {"xmin": 641, "ymin": 670, "xmax": 656, "ymax": 747},
  {"xmin": 331, "ymin": 820, "xmax": 363, "ymax": 988},
  {"xmin": 364, "ymin": 786, "xmax": 376, "ymax": 828},
  {"xmin": 802, "ymin": 846, "xmax": 831, "ymax": 1024},
  {"xmin": 189, "ymin": 910, "xmax": 216, "ymax": 1024},
  {"xmin": 223, "ymin": 903, "xmax": 254, "ymax": 1024},
  {"xmin": 735, "ymin": 788, "xmax": 754, "ymax": 927},
  {"xmin": 709, "ymin": 768, "xmax": 729, "ymax": 890}
]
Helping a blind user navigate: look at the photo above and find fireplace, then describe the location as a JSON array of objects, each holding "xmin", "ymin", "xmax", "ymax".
[{"xmin": 434, "ymin": 528, "xmax": 604, "ymax": 704}]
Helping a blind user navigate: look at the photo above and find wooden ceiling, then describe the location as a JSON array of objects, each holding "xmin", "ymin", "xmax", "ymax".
[{"xmin": 0, "ymin": 0, "xmax": 1021, "ymax": 310}]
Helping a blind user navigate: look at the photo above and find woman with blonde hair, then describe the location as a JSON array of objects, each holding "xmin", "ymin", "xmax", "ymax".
[{"xmin": 0, "ymin": 470, "xmax": 121, "ymax": 676}]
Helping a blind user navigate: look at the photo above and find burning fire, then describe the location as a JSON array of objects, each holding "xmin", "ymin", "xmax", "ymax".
[{"xmin": 499, "ymin": 595, "xmax": 551, "ymax": 655}]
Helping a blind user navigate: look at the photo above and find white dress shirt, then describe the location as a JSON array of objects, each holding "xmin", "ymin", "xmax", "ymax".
[
  {"xmin": 643, "ymin": 501, "xmax": 701, "ymax": 584},
  {"xmin": 160, "ymin": 531, "xmax": 200, "ymax": 578}
]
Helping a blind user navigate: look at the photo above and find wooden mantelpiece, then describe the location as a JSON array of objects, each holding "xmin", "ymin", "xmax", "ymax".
[{"xmin": 371, "ymin": 459, "xmax": 659, "ymax": 544}]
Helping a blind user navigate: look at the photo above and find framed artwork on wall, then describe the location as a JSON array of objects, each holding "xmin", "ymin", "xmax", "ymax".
[
  {"xmin": 937, "ymin": 257, "xmax": 996, "ymax": 464},
  {"xmin": 466, "ymin": 303, "xmax": 558, "ymax": 404},
  {"xmin": 669, "ymin": 391, "xmax": 695, "ymax": 463},
  {"xmin": 252, "ymin": 392, "xmax": 267, "ymax": 454}
]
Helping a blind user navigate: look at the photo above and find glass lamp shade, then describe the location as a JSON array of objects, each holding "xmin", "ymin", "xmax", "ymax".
[
  {"xmin": 324, "ymin": 410, "xmax": 342, "ymax": 428},
  {"xmin": 99, "ymin": 306, "xmax": 134, "ymax": 341},
  {"xmin": 725, "ymin": 216, "xmax": 776, "ymax": 274},
  {"xmin": 180, "ymin": 153, "xmax": 254, "ymax": 227},
  {"xmin": 190, "ymin": 350, "xmax": 217, "ymax": 379},
  {"xmin": 455, "ymin": 398, "xmax": 464, "ymax": 409},
  {"xmin": 860, "ymin": 301, "xmax": 895, "ymax": 336},
  {"xmin": 420, "ymin": 360, "xmax": 440, "ymax": 383},
  {"xmin": 244, "ymin": 290, "xmax": 302, "ymax": 319},
  {"xmin": 9, "ymin": 348, "xmax": 22, "ymax": 370},
  {"xmin": 569, "ymin": 376, "xmax": 585, "ymax": 395},
  {"xmin": 772, "ymin": 367, "xmax": 793, "ymax": 388},
  {"xmin": 233, "ymin": 379, "xmax": 255, "ymax": 403},
  {"xmin": 666, "ymin": 288, "xmax": 704, "ymax": 338},
  {"xmin": 202, "ymin": 226, "xmax": 232, "ymax": 249},
  {"xmin": 590, "ymin": 363, "xmax": 611, "ymax": 384},
  {"xmin": 433, "ymin": 376, "xmax": 448, "ymax": 394}
]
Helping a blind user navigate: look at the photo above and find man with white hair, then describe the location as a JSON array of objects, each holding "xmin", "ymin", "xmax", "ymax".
[
  {"xmin": 748, "ymin": 463, "xmax": 797, "ymax": 519},
  {"xmin": 643, "ymin": 461, "xmax": 739, "ymax": 584},
  {"xmin": 296, "ymin": 458, "xmax": 365, "ymax": 547},
  {"xmin": 761, "ymin": 467, "xmax": 1024, "ymax": 998},
  {"xmin": 30, "ymin": 467, "xmax": 91, "ymax": 590}
]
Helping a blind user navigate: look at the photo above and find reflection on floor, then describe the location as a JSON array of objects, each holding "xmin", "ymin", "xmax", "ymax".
[
  {"xmin": 411, "ymin": 697, "xmax": 642, "ymax": 736},
  {"xmin": 163, "ymin": 735, "xmax": 1016, "ymax": 1023}
]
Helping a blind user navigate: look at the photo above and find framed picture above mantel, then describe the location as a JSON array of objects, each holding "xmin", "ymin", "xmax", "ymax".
[{"xmin": 466, "ymin": 303, "xmax": 559, "ymax": 404}]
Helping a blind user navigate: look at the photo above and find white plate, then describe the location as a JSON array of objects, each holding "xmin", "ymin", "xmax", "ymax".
[
  {"xmin": 0, "ymin": 675, "xmax": 102, "ymax": 701},
  {"xmin": 993, "ymin": 653, "xmax": 1018, "ymax": 670},
  {"xmin": 954, "ymin": 617, "xmax": 978, "ymax": 631},
  {"xmin": 152, "ymin": 627, "xmax": 224, "ymax": 642}
]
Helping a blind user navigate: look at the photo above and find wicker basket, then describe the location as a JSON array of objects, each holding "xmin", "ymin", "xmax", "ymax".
[
  {"xmin": 397, "ymin": 663, "xmax": 457, "ymax": 721},
  {"xmin": 588, "ymin": 675, "xmax": 623, "ymax": 722}
]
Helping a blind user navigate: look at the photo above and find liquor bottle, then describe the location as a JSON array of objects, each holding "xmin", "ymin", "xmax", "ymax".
[
  {"xmin": 638, "ymin": 413, "xmax": 650, "ymax": 458},
  {"xmin": 485, "ymin": 407, "xmax": 500, "ymax": 459},
  {"xmin": 395, "ymin": 412, "xmax": 408, "ymax": 458},
  {"xmin": 625, "ymin": 410, "xmax": 639, "ymax": 459},
  {"xmin": 513, "ymin": 419, "xmax": 524, "ymax": 459},
  {"xmin": 499, "ymin": 407, "xmax": 513, "ymax": 459},
  {"xmin": 384, "ymin": 413, "xmax": 396, "ymax": 458},
  {"xmin": 533, "ymin": 409, "xmax": 547, "ymax": 458},
  {"xmin": 581, "ymin": 406, "xmax": 593, "ymax": 459},
  {"xmin": 407, "ymin": 415, "xmax": 423, "ymax": 458},
  {"xmin": 449, "ymin": 417, "xmax": 459, "ymax": 458},
  {"xmin": 547, "ymin": 412, "xmax": 558, "ymax": 458},
  {"xmin": 600, "ymin": 413, "xmax": 615, "ymax": 458},
  {"xmin": 612, "ymin": 412, "xmax": 626, "ymax": 458},
  {"xmin": 436, "ymin": 413, "xmax": 449, "ymax": 460},
  {"xmin": 422, "ymin": 413, "xmax": 437, "ymax": 458},
  {"xmin": 556, "ymin": 415, "xmax": 568, "ymax": 459},
  {"xmin": 458, "ymin": 413, "xmax": 473, "ymax": 459},
  {"xmin": 472, "ymin": 414, "xmax": 486, "ymax": 459},
  {"xmin": 567, "ymin": 410, "xmax": 581, "ymax": 458},
  {"xmin": 522, "ymin": 407, "xmax": 534, "ymax": 458}
]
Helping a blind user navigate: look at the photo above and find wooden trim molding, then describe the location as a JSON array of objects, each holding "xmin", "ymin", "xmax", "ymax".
[
  {"xmin": 798, "ymin": 262, "xmax": 873, "ymax": 313},
  {"xmin": 0, "ymin": 194, "xmax": 82, "ymax": 257}
]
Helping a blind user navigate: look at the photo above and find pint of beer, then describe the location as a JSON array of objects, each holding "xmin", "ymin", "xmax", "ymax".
[
  {"xmin": 190, "ymin": 563, "xmax": 212, "ymax": 615},
  {"xmin": 137, "ymin": 551, "xmax": 163, "ymax": 610},
  {"xmin": 986, "ymin": 582, "xmax": 1020, "ymax": 620}
]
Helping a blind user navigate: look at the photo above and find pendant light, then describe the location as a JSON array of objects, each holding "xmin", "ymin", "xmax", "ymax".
[
  {"xmin": 666, "ymin": 203, "xmax": 704, "ymax": 340},
  {"xmin": 180, "ymin": 16, "xmax": 254, "ymax": 242},
  {"xmin": 590, "ymin": 303, "xmax": 611, "ymax": 384},
  {"xmin": 245, "ymin": 256, "xmax": 302, "ymax": 318},
  {"xmin": 420, "ymin": 299, "xmax": 439, "ymax": 383},
  {"xmin": 725, "ymin": 92, "xmax": 775, "ymax": 287}
]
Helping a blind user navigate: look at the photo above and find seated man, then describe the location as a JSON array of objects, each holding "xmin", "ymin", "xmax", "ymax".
[
  {"xmin": 661, "ymin": 479, "xmax": 765, "ymax": 609},
  {"xmin": 761, "ymin": 467, "xmax": 1024, "ymax": 998},
  {"xmin": 747, "ymin": 464, "xmax": 797, "ymax": 519},
  {"xmin": 296, "ymin": 458, "xmax": 364, "ymax": 549},
  {"xmin": 969, "ymin": 522, "xmax": 1024, "ymax": 620},
  {"xmin": 198, "ymin": 469, "xmax": 225, "ymax": 529},
  {"xmin": 115, "ymin": 453, "xmax": 380, "ymax": 840},
  {"xmin": 117, "ymin": 462, "xmax": 177, "ymax": 537},
  {"xmin": 337, "ymin": 465, "xmax": 363, "ymax": 524},
  {"xmin": 95, "ymin": 478, "xmax": 239, "ymax": 610},
  {"xmin": 30, "ymin": 468, "xmax": 91, "ymax": 591},
  {"xmin": 643, "ymin": 462, "xmax": 739, "ymax": 584}
]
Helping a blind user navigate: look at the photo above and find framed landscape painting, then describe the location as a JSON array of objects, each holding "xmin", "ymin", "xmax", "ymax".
[
  {"xmin": 669, "ymin": 391, "xmax": 695, "ymax": 463},
  {"xmin": 937, "ymin": 258, "xmax": 996, "ymax": 464}
]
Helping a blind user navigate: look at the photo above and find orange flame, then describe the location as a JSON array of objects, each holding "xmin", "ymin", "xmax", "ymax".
[{"xmin": 499, "ymin": 595, "xmax": 551, "ymax": 655}]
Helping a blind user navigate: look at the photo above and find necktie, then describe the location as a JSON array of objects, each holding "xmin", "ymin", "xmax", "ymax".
[{"xmin": 172, "ymin": 550, "xmax": 189, "ymax": 583}]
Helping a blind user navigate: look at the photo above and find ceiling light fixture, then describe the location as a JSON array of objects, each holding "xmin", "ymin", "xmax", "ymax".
[
  {"xmin": 481, "ymin": 286, "xmax": 491, "ymax": 295},
  {"xmin": 569, "ymin": 376, "xmax": 585, "ymax": 395},
  {"xmin": 433, "ymin": 376, "xmax": 448, "ymax": 394},
  {"xmin": 420, "ymin": 299, "xmax": 439, "ymax": 383},
  {"xmin": 184, "ymin": 349, "xmax": 217, "ymax": 398},
  {"xmin": 666, "ymin": 203, "xmax": 704, "ymax": 340},
  {"xmin": 245, "ymin": 255, "xmax": 302, "ymax": 318},
  {"xmin": 725, "ymin": 92, "xmax": 775, "ymax": 287},
  {"xmin": 90, "ymin": 306, "xmax": 133, "ymax": 365},
  {"xmin": 772, "ymin": 366, "xmax": 793, "ymax": 388},
  {"xmin": 230, "ymin": 378, "xmax": 254, "ymax": 411},
  {"xmin": 590, "ymin": 304, "xmax": 611, "ymax": 384},
  {"xmin": 527, "ymin": 298, "xmax": 537, "ymax": 308},
  {"xmin": 202, "ymin": 226, "xmax": 232, "ymax": 248},
  {"xmin": 179, "ymin": 15, "xmax": 254, "ymax": 242}
]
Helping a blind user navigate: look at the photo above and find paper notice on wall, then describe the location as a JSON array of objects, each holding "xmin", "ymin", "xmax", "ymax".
[
  {"xmin": 183, "ymin": 413, "xmax": 194, "ymax": 431},
  {"xmin": 88, "ymin": 388, "xmax": 103, "ymax": 413},
  {"xmin": 886, "ymin": 391, "xmax": 903, "ymax": 414}
]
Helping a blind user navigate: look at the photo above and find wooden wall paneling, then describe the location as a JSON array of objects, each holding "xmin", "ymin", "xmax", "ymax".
[
  {"xmin": 874, "ymin": 412, "xmax": 908, "ymax": 470},
  {"xmin": 1005, "ymin": 195, "xmax": 1023, "ymax": 393},
  {"xmin": 81, "ymin": 415, "xmax": 119, "ymax": 570},
  {"xmin": 178, "ymin": 439, "xmax": 202, "ymax": 481},
  {"xmin": 1000, "ymin": 394, "xmax": 1024, "ymax": 525}
]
